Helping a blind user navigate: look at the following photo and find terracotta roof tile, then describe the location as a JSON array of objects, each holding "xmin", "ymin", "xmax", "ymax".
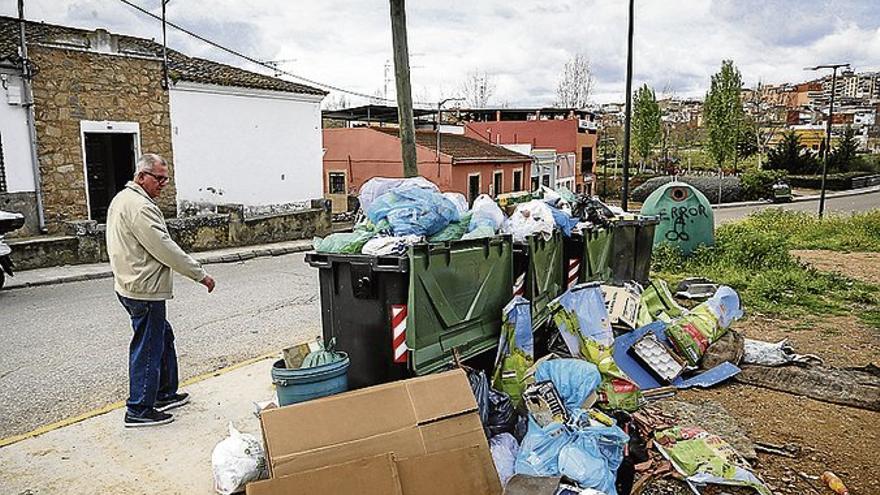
[{"xmin": 374, "ymin": 128, "xmax": 531, "ymax": 162}]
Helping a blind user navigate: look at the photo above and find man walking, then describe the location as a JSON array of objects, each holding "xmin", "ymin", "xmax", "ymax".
[{"xmin": 107, "ymin": 154, "xmax": 216, "ymax": 427}]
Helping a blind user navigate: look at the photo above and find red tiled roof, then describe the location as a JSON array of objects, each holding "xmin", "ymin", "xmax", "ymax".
[{"xmin": 374, "ymin": 128, "xmax": 531, "ymax": 163}]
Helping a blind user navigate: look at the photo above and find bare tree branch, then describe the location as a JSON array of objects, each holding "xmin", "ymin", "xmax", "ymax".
[
  {"xmin": 459, "ymin": 70, "xmax": 496, "ymax": 108},
  {"xmin": 555, "ymin": 53, "xmax": 594, "ymax": 108}
]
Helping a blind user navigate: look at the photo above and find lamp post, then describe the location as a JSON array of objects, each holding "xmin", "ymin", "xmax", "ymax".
[
  {"xmin": 436, "ymin": 97, "xmax": 465, "ymax": 162},
  {"xmin": 620, "ymin": 0, "xmax": 635, "ymax": 211},
  {"xmin": 805, "ymin": 63, "xmax": 849, "ymax": 218}
]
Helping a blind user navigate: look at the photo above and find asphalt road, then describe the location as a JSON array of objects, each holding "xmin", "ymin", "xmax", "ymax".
[
  {"xmin": 0, "ymin": 253, "xmax": 321, "ymax": 439},
  {"xmin": 713, "ymin": 189, "xmax": 880, "ymax": 224}
]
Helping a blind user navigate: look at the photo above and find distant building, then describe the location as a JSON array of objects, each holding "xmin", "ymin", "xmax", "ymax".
[
  {"xmin": 322, "ymin": 127, "xmax": 532, "ymax": 213},
  {"xmin": 458, "ymin": 108, "xmax": 597, "ymax": 194}
]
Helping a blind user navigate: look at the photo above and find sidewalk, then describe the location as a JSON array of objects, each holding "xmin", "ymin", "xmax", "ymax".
[
  {"xmin": 4, "ymin": 238, "xmax": 313, "ymax": 290},
  {"xmin": 711, "ymin": 184, "xmax": 880, "ymax": 210},
  {"xmin": 0, "ymin": 357, "xmax": 275, "ymax": 494}
]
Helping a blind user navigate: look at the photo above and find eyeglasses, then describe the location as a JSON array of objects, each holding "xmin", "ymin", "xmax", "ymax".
[{"xmin": 142, "ymin": 171, "xmax": 171, "ymax": 184}]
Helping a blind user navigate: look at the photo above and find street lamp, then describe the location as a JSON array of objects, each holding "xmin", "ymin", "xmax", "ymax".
[
  {"xmin": 805, "ymin": 63, "xmax": 849, "ymax": 218},
  {"xmin": 436, "ymin": 97, "xmax": 465, "ymax": 161},
  {"xmin": 620, "ymin": 0, "xmax": 635, "ymax": 211}
]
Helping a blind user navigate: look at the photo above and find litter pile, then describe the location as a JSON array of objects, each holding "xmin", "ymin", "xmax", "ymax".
[{"xmin": 211, "ymin": 177, "xmax": 849, "ymax": 495}]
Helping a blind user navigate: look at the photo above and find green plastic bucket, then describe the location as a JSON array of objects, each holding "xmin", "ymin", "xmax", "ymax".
[{"xmin": 271, "ymin": 353, "xmax": 350, "ymax": 406}]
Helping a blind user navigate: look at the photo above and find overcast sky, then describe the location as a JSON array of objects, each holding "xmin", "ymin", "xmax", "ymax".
[{"xmin": 3, "ymin": 0, "xmax": 879, "ymax": 107}]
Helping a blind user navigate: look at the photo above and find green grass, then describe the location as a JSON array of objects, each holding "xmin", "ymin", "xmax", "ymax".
[
  {"xmin": 651, "ymin": 210, "xmax": 880, "ymax": 327},
  {"xmin": 741, "ymin": 209, "xmax": 880, "ymax": 252}
]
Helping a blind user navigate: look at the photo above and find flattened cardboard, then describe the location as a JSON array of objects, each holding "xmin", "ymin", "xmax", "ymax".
[
  {"xmin": 246, "ymin": 453, "xmax": 401, "ymax": 495},
  {"xmin": 260, "ymin": 369, "xmax": 485, "ymax": 478},
  {"xmin": 397, "ymin": 446, "xmax": 502, "ymax": 495}
]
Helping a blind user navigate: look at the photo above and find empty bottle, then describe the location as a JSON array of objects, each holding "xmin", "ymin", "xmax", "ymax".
[{"xmin": 820, "ymin": 471, "xmax": 849, "ymax": 495}]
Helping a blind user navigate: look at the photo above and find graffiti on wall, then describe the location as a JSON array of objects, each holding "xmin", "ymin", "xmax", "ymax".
[{"xmin": 655, "ymin": 204, "xmax": 710, "ymax": 242}]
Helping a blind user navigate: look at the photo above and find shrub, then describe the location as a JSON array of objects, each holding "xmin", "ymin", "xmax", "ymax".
[
  {"xmin": 740, "ymin": 169, "xmax": 786, "ymax": 200},
  {"xmin": 631, "ymin": 175, "xmax": 742, "ymax": 204}
]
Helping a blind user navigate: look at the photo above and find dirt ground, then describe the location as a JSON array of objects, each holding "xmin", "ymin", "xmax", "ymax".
[
  {"xmin": 670, "ymin": 250, "xmax": 880, "ymax": 495},
  {"xmin": 793, "ymin": 249, "xmax": 880, "ymax": 285}
]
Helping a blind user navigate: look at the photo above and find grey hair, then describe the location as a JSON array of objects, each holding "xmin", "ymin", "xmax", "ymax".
[{"xmin": 134, "ymin": 154, "xmax": 167, "ymax": 179}]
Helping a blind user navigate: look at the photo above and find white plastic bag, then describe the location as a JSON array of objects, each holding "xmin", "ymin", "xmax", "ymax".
[
  {"xmin": 212, "ymin": 423, "xmax": 267, "ymax": 494},
  {"xmin": 470, "ymin": 194, "xmax": 506, "ymax": 232},
  {"xmin": 443, "ymin": 192, "xmax": 469, "ymax": 214},
  {"xmin": 489, "ymin": 433, "xmax": 520, "ymax": 487},
  {"xmin": 502, "ymin": 200, "xmax": 556, "ymax": 243}
]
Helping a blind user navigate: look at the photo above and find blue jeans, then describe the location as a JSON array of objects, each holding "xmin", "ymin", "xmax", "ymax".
[{"xmin": 117, "ymin": 294, "xmax": 179, "ymax": 417}]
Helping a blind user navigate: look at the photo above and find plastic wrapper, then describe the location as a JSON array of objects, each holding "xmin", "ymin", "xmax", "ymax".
[
  {"xmin": 313, "ymin": 230, "xmax": 376, "ymax": 254},
  {"xmin": 636, "ymin": 280, "xmax": 685, "ymax": 327},
  {"xmin": 514, "ymin": 419, "xmax": 571, "ymax": 477},
  {"xmin": 212, "ymin": 423, "xmax": 267, "ymax": 494},
  {"xmin": 461, "ymin": 225, "xmax": 496, "ymax": 240},
  {"xmin": 358, "ymin": 176, "xmax": 439, "ymax": 212},
  {"xmin": 549, "ymin": 206, "xmax": 579, "ymax": 237},
  {"xmin": 301, "ymin": 338, "xmax": 345, "ymax": 368},
  {"xmin": 493, "ymin": 296, "xmax": 534, "ymax": 406},
  {"xmin": 549, "ymin": 284, "xmax": 614, "ymax": 349},
  {"xmin": 360, "ymin": 235, "xmax": 422, "ymax": 256},
  {"xmin": 666, "ymin": 286, "xmax": 743, "ymax": 366},
  {"xmin": 469, "ymin": 194, "xmax": 506, "ymax": 232},
  {"xmin": 558, "ymin": 426, "xmax": 629, "ymax": 494},
  {"xmin": 743, "ymin": 338, "xmax": 821, "ymax": 366},
  {"xmin": 655, "ymin": 426, "xmax": 771, "ymax": 495},
  {"xmin": 503, "ymin": 199, "xmax": 556, "ymax": 243},
  {"xmin": 489, "ymin": 433, "xmax": 520, "ymax": 487},
  {"xmin": 533, "ymin": 359, "xmax": 601, "ymax": 413},
  {"xmin": 428, "ymin": 212, "xmax": 472, "ymax": 242},
  {"xmin": 366, "ymin": 185, "xmax": 460, "ymax": 237}
]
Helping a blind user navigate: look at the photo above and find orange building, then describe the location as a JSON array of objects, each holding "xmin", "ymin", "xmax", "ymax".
[{"xmin": 322, "ymin": 127, "xmax": 532, "ymax": 212}]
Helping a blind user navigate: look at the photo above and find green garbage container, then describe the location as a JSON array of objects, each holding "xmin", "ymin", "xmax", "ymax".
[
  {"xmin": 563, "ymin": 217, "xmax": 658, "ymax": 285},
  {"xmin": 305, "ymin": 235, "xmax": 513, "ymax": 389},
  {"xmin": 512, "ymin": 231, "xmax": 564, "ymax": 330},
  {"xmin": 640, "ymin": 181, "xmax": 714, "ymax": 256}
]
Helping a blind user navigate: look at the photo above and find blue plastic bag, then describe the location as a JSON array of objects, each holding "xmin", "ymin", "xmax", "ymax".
[
  {"xmin": 549, "ymin": 206, "xmax": 579, "ymax": 237},
  {"xmin": 558, "ymin": 425, "xmax": 629, "ymax": 495},
  {"xmin": 533, "ymin": 359, "xmax": 601, "ymax": 413},
  {"xmin": 366, "ymin": 185, "xmax": 460, "ymax": 236},
  {"xmin": 549, "ymin": 284, "xmax": 614, "ymax": 351},
  {"xmin": 514, "ymin": 419, "xmax": 572, "ymax": 477}
]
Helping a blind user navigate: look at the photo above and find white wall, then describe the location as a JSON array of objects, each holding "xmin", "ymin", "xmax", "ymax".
[
  {"xmin": 0, "ymin": 70, "xmax": 36, "ymax": 192},
  {"xmin": 169, "ymin": 82, "xmax": 324, "ymax": 207}
]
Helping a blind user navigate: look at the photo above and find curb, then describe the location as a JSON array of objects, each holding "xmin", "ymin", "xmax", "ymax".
[
  {"xmin": 4, "ymin": 244, "xmax": 311, "ymax": 291},
  {"xmin": 0, "ymin": 352, "xmax": 277, "ymax": 448},
  {"xmin": 712, "ymin": 186, "xmax": 880, "ymax": 210}
]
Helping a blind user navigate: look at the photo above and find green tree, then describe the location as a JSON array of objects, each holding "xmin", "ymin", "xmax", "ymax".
[
  {"xmin": 703, "ymin": 60, "xmax": 745, "ymax": 167},
  {"xmin": 631, "ymin": 84, "xmax": 661, "ymax": 168},
  {"xmin": 766, "ymin": 131, "xmax": 819, "ymax": 174},
  {"xmin": 829, "ymin": 125, "xmax": 859, "ymax": 172}
]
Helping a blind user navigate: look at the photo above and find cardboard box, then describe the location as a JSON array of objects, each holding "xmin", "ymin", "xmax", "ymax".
[
  {"xmin": 246, "ymin": 453, "xmax": 401, "ymax": 495},
  {"xmin": 258, "ymin": 369, "xmax": 501, "ymax": 494}
]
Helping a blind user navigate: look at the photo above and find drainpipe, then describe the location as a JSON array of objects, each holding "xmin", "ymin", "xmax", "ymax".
[{"xmin": 18, "ymin": 0, "xmax": 46, "ymax": 232}]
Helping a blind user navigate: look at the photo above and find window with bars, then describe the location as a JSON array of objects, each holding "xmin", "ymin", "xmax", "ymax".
[{"xmin": 0, "ymin": 133, "xmax": 7, "ymax": 193}]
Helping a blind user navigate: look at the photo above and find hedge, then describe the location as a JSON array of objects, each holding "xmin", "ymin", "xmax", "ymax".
[
  {"xmin": 788, "ymin": 172, "xmax": 876, "ymax": 191},
  {"xmin": 631, "ymin": 176, "xmax": 743, "ymax": 204}
]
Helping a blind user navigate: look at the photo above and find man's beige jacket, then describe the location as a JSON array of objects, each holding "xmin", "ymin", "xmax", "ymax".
[{"xmin": 106, "ymin": 182, "xmax": 206, "ymax": 300}]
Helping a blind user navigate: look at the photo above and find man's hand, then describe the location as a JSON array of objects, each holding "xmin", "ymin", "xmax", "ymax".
[{"xmin": 200, "ymin": 275, "xmax": 216, "ymax": 293}]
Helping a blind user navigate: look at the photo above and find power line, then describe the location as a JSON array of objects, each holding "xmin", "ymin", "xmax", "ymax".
[{"xmin": 116, "ymin": 0, "xmax": 433, "ymax": 105}]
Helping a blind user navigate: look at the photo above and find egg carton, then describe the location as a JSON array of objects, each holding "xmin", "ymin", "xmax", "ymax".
[{"xmin": 631, "ymin": 333, "xmax": 686, "ymax": 383}]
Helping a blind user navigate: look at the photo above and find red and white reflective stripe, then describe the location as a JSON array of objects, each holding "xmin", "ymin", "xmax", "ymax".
[
  {"xmin": 567, "ymin": 258, "xmax": 581, "ymax": 289},
  {"xmin": 391, "ymin": 305, "xmax": 408, "ymax": 364},
  {"xmin": 513, "ymin": 272, "xmax": 526, "ymax": 297}
]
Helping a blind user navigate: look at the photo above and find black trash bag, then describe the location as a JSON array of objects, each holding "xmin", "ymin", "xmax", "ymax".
[
  {"xmin": 486, "ymin": 388, "xmax": 516, "ymax": 437},
  {"xmin": 613, "ymin": 411, "xmax": 648, "ymax": 495},
  {"xmin": 512, "ymin": 411, "xmax": 530, "ymax": 443},
  {"xmin": 466, "ymin": 368, "xmax": 490, "ymax": 426}
]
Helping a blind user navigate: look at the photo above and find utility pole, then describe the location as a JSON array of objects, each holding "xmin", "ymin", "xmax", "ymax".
[
  {"xmin": 620, "ymin": 0, "xmax": 635, "ymax": 211},
  {"xmin": 389, "ymin": 0, "xmax": 418, "ymax": 177},
  {"xmin": 806, "ymin": 63, "xmax": 849, "ymax": 218},
  {"xmin": 161, "ymin": 0, "xmax": 170, "ymax": 90},
  {"xmin": 18, "ymin": 0, "xmax": 46, "ymax": 231}
]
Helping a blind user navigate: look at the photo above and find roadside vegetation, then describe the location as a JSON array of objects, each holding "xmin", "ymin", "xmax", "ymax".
[{"xmin": 652, "ymin": 209, "xmax": 880, "ymax": 327}]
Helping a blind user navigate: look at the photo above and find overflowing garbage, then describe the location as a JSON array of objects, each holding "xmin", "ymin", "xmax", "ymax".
[{"xmin": 219, "ymin": 177, "xmax": 850, "ymax": 494}]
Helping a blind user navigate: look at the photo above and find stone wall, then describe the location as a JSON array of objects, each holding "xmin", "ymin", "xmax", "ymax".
[
  {"xmin": 28, "ymin": 45, "xmax": 176, "ymax": 233},
  {"xmin": 0, "ymin": 192, "xmax": 40, "ymax": 238},
  {"xmin": 10, "ymin": 202, "xmax": 331, "ymax": 270}
]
